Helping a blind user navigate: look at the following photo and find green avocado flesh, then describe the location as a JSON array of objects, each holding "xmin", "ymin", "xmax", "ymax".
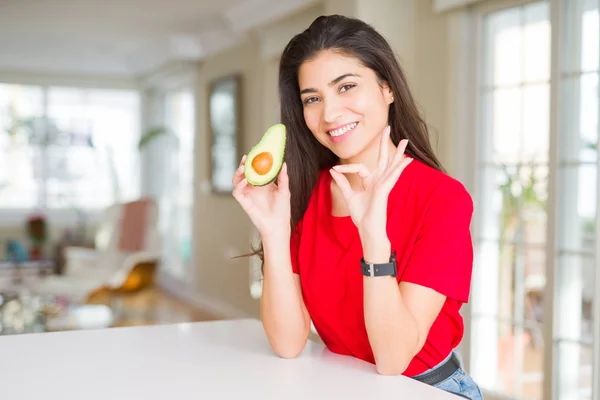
[{"xmin": 244, "ymin": 123, "xmax": 286, "ymax": 186}]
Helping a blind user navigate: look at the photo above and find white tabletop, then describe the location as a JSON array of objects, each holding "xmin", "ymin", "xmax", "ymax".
[{"xmin": 0, "ymin": 318, "xmax": 462, "ymax": 399}]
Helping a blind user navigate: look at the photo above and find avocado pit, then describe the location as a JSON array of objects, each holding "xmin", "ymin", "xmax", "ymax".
[{"xmin": 251, "ymin": 152, "xmax": 273, "ymax": 176}]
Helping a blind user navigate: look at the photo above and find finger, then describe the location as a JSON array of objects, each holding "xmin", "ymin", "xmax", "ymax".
[
  {"xmin": 380, "ymin": 156, "xmax": 413, "ymax": 193},
  {"xmin": 395, "ymin": 139, "xmax": 409, "ymax": 161},
  {"xmin": 277, "ymin": 162, "xmax": 290, "ymax": 195},
  {"xmin": 388, "ymin": 139, "xmax": 409, "ymax": 170},
  {"xmin": 331, "ymin": 163, "xmax": 370, "ymax": 179},
  {"xmin": 377, "ymin": 126, "xmax": 391, "ymax": 172},
  {"xmin": 232, "ymin": 178, "xmax": 253, "ymax": 210},
  {"xmin": 232, "ymin": 177, "xmax": 248, "ymax": 200},
  {"xmin": 232, "ymin": 179, "xmax": 272, "ymax": 231},
  {"xmin": 232, "ymin": 165, "xmax": 245, "ymax": 186},
  {"xmin": 232, "ymin": 155, "xmax": 248, "ymax": 186},
  {"xmin": 332, "ymin": 163, "xmax": 372, "ymax": 189},
  {"xmin": 329, "ymin": 168, "xmax": 354, "ymax": 201}
]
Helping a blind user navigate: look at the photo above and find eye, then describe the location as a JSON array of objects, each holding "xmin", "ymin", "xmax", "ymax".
[
  {"xmin": 302, "ymin": 96, "xmax": 319, "ymax": 105},
  {"xmin": 339, "ymin": 83, "xmax": 356, "ymax": 93}
]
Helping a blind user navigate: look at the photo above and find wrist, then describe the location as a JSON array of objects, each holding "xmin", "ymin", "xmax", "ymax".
[
  {"xmin": 361, "ymin": 236, "xmax": 391, "ymax": 264},
  {"xmin": 261, "ymin": 226, "xmax": 291, "ymax": 243},
  {"xmin": 262, "ymin": 234, "xmax": 292, "ymax": 272},
  {"xmin": 262, "ymin": 233, "xmax": 290, "ymax": 248}
]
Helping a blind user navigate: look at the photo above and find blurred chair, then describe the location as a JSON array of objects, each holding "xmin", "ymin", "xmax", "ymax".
[{"xmin": 29, "ymin": 198, "xmax": 161, "ymax": 304}]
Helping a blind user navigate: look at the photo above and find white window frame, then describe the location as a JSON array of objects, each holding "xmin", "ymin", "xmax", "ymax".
[{"xmin": 457, "ymin": 0, "xmax": 600, "ymax": 399}]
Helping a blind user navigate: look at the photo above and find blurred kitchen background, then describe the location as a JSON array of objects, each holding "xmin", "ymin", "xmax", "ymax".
[{"xmin": 0, "ymin": 1, "xmax": 598, "ymax": 400}]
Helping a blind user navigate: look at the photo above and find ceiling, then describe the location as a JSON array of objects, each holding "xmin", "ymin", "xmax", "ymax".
[{"xmin": 0, "ymin": 0, "xmax": 314, "ymax": 78}]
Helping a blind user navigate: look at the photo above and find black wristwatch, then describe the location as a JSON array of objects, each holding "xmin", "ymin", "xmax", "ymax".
[{"xmin": 360, "ymin": 250, "xmax": 397, "ymax": 277}]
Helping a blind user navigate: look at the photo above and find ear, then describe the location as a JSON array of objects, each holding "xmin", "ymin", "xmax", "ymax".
[{"xmin": 381, "ymin": 82, "xmax": 394, "ymax": 105}]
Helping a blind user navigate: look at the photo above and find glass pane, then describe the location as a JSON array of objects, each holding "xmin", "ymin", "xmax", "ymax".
[
  {"xmin": 476, "ymin": 166, "xmax": 510, "ymax": 242},
  {"xmin": 563, "ymin": 0, "xmax": 599, "ymax": 74},
  {"xmin": 209, "ymin": 76, "xmax": 239, "ymax": 194},
  {"xmin": 498, "ymin": 243, "xmax": 516, "ymax": 320},
  {"xmin": 160, "ymin": 89, "xmax": 195, "ymax": 281},
  {"xmin": 557, "ymin": 343, "xmax": 594, "ymax": 400},
  {"xmin": 524, "ymin": 2, "xmax": 551, "ymax": 82},
  {"xmin": 471, "ymin": 319, "xmax": 544, "ymax": 400},
  {"xmin": 0, "ymin": 84, "xmax": 44, "ymax": 208},
  {"xmin": 46, "ymin": 87, "xmax": 140, "ymax": 209},
  {"xmin": 560, "ymin": 73, "xmax": 598, "ymax": 163},
  {"xmin": 579, "ymin": 73, "xmax": 598, "ymax": 161},
  {"xmin": 523, "ymin": 164, "xmax": 549, "ymax": 245},
  {"xmin": 499, "ymin": 163, "xmax": 548, "ymax": 244},
  {"xmin": 558, "ymin": 165, "xmax": 597, "ymax": 253},
  {"xmin": 581, "ymin": 0, "xmax": 599, "ymax": 73},
  {"xmin": 483, "ymin": 85, "xmax": 551, "ymax": 164},
  {"xmin": 483, "ymin": 7, "xmax": 521, "ymax": 87},
  {"xmin": 472, "ymin": 239, "xmax": 502, "ymax": 317},
  {"xmin": 556, "ymin": 253, "xmax": 595, "ymax": 343},
  {"xmin": 522, "ymin": 84, "xmax": 550, "ymax": 162},
  {"xmin": 479, "ymin": 90, "xmax": 494, "ymax": 163},
  {"xmin": 522, "ymin": 247, "xmax": 546, "ymax": 326},
  {"xmin": 490, "ymin": 88, "xmax": 522, "ymax": 163},
  {"xmin": 473, "ymin": 240, "xmax": 546, "ymax": 322}
]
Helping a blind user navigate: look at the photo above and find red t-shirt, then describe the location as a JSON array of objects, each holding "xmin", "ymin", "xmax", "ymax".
[{"xmin": 290, "ymin": 159, "xmax": 474, "ymax": 376}]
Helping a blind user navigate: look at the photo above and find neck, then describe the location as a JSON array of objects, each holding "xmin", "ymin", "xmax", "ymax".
[{"xmin": 338, "ymin": 134, "xmax": 396, "ymax": 191}]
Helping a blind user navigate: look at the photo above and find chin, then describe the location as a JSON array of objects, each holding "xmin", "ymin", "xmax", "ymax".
[
  {"xmin": 327, "ymin": 144, "xmax": 363, "ymax": 162},
  {"xmin": 320, "ymin": 134, "xmax": 362, "ymax": 161}
]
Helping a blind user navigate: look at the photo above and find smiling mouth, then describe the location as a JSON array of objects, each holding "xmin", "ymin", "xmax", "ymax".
[{"xmin": 327, "ymin": 122, "xmax": 358, "ymax": 137}]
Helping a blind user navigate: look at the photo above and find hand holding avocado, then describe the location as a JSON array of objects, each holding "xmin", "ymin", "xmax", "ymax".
[{"xmin": 232, "ymin": 124, "xmax": 291, "ymax": 239}]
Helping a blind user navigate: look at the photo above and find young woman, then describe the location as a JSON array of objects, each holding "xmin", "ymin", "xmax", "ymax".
[{"xmin": 232, "ymin": 14, "xmax": 484, "ymax": 400}]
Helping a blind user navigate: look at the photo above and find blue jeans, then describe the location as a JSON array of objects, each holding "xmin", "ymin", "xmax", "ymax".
[{"xmin": 412, "ymin": 352, "xmax": 484, "ymax": 400}]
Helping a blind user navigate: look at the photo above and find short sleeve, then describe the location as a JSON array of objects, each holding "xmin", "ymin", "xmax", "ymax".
[
  {"xmin": 400, "ymin": 187, "xmax": 474, "ymax": 303},
  {"xmin": 290, "ymin": 220, "xmax": 302, "ymax": 275}
]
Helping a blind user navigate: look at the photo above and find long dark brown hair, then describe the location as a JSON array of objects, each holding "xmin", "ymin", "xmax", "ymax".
[{"xmin": 250, "ymin": 14, "xmax": 445, "ymax": 268}]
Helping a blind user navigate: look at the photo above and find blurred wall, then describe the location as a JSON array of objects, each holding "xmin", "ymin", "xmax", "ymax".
[{"xmin": 190, "ymin": 4, "xmax": 325, "ymax": 318}]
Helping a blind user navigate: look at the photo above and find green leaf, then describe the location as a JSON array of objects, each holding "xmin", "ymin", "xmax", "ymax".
[{"xmin": 138, "ymin": 126, "xmax": 170, "ymax": 150}]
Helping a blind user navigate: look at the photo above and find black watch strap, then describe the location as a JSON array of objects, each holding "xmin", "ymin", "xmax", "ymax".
[{"xmin": 360, "ymin": 250, "xmax": 397, "ymax": 277}]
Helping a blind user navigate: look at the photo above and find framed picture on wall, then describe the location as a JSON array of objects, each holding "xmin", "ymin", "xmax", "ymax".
[{"xmin": 208, "ymin": 74, "xmax": 241, "ymax": 194}]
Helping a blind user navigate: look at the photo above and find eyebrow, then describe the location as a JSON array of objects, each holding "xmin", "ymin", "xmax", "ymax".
[{"xmin": 299, "ymin": 73, "xmax": 360, "ymax": 95}]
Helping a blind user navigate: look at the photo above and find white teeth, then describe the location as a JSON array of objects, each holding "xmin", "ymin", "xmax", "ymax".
[{"xmin": 328, "ymin": 122, "xmax": 357, "ymax": 137}]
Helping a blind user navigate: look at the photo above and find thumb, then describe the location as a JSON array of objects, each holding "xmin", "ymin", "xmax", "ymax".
[{"xmin": 277, "ymin": 162, "xmax": 290, "ymax": 195}]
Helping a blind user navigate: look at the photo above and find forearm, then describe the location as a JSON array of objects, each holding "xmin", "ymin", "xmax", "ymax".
[
  {"xmin": 260, "ymin": 236, "xmax": 310, "ymax": 358},
  {"xmin": 361, "ymin": 236, "xmax": 420, "ymax": 375}
]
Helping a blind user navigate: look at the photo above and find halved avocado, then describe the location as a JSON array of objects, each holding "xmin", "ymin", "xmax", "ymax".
[{"xmin": 244, "ymin": 123, "xmax": 286, "ymax": 186}]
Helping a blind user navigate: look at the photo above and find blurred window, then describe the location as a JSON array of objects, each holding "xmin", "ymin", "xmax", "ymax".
[
  {"xmin": 0, "ymin": 84, "xmax": 140, "ymax": 211},
  {"xmin": 471, "ymin": 1, "xmax": 598, "ymax": 400}
]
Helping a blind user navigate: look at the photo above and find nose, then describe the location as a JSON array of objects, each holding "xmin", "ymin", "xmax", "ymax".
[{"xmin": 323, "ymin": 97, "xmax": 343, "ymax": 124}]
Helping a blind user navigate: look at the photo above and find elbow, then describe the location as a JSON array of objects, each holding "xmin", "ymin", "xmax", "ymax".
[
  {"xmin": 373, "ymin": 337, "xmax": 421, "ymax": 376},
  {"xmin": 268, "ymin": 328, "xmax": 309, "ymax": 359},
  {"xmin": 272, "ymin": 342, "xmax": 306, "ymax": 359},
  {"xmin": 261, "ymin": 314, "xmax": 310, "ymax": 360},
  {"xmin": 375, "ymin": 357, "xmax": 410, "ymax": 376}
]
